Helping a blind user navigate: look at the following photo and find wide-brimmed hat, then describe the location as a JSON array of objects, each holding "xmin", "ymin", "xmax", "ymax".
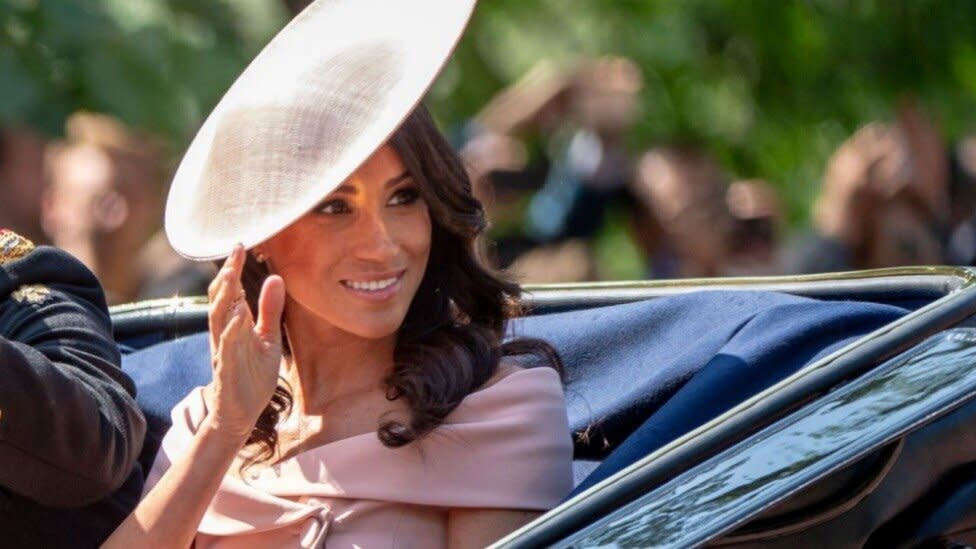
[{"xmin": 164, "ymin": 0, "xmax": 477, "ymax": 260}]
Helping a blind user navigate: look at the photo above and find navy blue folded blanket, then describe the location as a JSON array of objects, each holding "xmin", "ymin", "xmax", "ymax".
[{"xmin": 122, "ymin": 290, "xmax": 908, "ymax": 489}]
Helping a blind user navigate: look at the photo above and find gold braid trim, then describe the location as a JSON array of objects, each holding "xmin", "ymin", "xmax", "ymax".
[
  {"xmin": 0, "ymin": 230, "xmax": 51, "ymax": 304},
  {"xmin": 0, "ymin": 230, "xmax": 35, "ymax": 265}
]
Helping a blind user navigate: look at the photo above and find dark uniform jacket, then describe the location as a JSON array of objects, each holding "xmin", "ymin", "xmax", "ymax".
[{"xmin": 0, "ymin": 231, "xmax": 146, "ymax": 547}]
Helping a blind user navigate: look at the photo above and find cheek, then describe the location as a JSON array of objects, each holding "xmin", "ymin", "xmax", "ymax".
[
  {"xmin": 265, "ymin": 223, "xmax": 339, "ymax": 290},
  {"xmin": 398, "ymin": 207, "xmax": 432, "ymax": 265}
]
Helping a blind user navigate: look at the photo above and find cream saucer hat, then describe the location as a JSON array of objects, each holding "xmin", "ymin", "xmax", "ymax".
[{"xmin": 164, "ymin": 0, "xmax": 477, "ymax": 260}]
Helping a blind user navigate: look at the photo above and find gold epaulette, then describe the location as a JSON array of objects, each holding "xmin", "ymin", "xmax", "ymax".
[
  {"xmin": 0, "ymin": 231, "xmax": 50, "ymax": 303},
  {"xmin": 0, "ymin": 230, "xmax": 35, "ymax": 265}
]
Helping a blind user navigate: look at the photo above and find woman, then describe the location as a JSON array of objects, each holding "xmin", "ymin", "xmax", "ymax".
[{"xmin": 104, "ymin": 2, "xmax": 572, "ymax": 545}]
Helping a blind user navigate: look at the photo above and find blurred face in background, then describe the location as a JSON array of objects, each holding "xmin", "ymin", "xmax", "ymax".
[
  {"xmin": 572, "ymin": 57, "xmax": 643, "ymax": 139},
  {"xmin": 633, "ymin": 147, "xmax": 733, "ymax": 277},
  {"xmin": 43, "ymin": 144, "xmax": 117, "ymax": 257},
  {"xmin": 865, "ymin": 196, "xmax": 943, "ymax": 267},
  {"xmin": 815, "ymin": 107, "xmax": 949, "ymax": 269},
  {"xmin": 863, "ymin": 129, "xmax": 945, "ymax": 267},
  {"xmin": 43, "ymin": 139, "xmax": 162, "ymax": 301},
  {"xmin": 723, "ymin": 180, "xmax": 782, "ymax": 275}
]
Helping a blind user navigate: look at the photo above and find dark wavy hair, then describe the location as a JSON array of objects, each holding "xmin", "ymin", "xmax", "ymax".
[{"xmin": 233, "ymin": 105, "xmax": 562, "ymax": 463}]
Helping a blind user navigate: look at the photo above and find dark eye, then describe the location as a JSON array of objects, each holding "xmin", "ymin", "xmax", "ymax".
[
  {"xmin": 317, "ymin": 199, "xmax": 351, "ymax": 215},
  {"xmin": 389, "ymin": 187, "xmax": 421, "ymax": 207}
]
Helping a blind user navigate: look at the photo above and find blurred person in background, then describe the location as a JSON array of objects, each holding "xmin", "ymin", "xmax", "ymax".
[
  {"xmin": 947, "ymin": 135, "xmax": 976, "ymax": 265},
  {"xmin": 0, "ymin": 126, "xmax": 47, "ymax": 243},
  {"xmin": 42, "ymin": 113, "xmax": 213, "ymax": 304},
  {"xmin": 0, "ymin": 229, "xmax": 145, "ymax": 547},
  {"xmin": 462, "ymin": 57, "xmax": 642, "ymax": 282},
  {"xmin": 460, "ymin": 61, "xmax": 565, "ymax": 271},
  {"xmin": 722, "ymin": 179, "xmax": 784, "ymax": 276},
  {"xmin": 630, "ymin": 145, "xmax": 735, "ymax": 278},
  {"xmin": 787, "ymin": 101, "xmax": 949, "ymax": 273}
]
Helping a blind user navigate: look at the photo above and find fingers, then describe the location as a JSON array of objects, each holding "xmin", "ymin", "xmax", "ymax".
[
  {"xmin": 207, "ymin": 244, "xmax": 246, "ymax": 300},
  {"xmin": 209, "ymin": 244, "xmax": 247, "ymax": 351},
  {"xmin": 211, "ymin": 296, "xmax": 282, "ymax": 433},
  {"xmin": 213, "ymin": 303, "xmax": 252, "ymax": 403},
  {"xmin": 254, "ymin": 275, "xmax": 286, "ymax": 346},
  {"xmin": 215, "ymin": 302, "xmax": 248, "ymax": 372}
]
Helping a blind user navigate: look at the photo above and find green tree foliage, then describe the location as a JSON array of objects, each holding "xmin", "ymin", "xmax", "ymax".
[
  {"xmin": 434, "ymin": 0, "xmax": 976, "ymax": 226},
  {"xmin": 0, "ymin": 0, "xmax": 286, "ymax": 153},
  {"xmin": 4, "ymin": 0, "xmax": 976, "ymax": 225}
]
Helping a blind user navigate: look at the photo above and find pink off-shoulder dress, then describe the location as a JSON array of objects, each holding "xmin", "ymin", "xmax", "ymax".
[{"xmin": 145, "ymin": 367, "xmax": 573, "ymax": 548}]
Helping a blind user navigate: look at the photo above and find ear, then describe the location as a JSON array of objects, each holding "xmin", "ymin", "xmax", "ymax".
[{"xmin": 252, "ymin": 247, "xmax": 268, "ymax": 263}]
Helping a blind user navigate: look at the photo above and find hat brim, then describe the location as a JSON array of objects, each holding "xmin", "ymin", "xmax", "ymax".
[{"xmin": 165, "ymin": 0, "xmax": 477, "ymax": 260}]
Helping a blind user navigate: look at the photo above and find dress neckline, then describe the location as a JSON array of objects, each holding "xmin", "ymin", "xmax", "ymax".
[{"xmin": 239, "ymin": 367, "xmax": 559, "ymax": 486}]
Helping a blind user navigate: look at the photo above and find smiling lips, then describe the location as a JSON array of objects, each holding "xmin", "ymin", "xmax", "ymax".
[{"xmin": 340, "ymin": 271, "xmax": 405, "ymax": 300}]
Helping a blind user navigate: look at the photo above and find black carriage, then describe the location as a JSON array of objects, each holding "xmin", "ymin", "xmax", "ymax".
[{"xmin": 113, "ymin": 267, "xmax": 976, "ymax": 548}]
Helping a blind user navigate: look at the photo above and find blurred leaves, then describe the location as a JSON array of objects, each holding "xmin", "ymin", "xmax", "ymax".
[
  {"xmin": 0, "ymin": 0, "xmax": 286, "ymax": 153},
  {"xmin": 4, "ymin": 0, "xmax": 976, "ymax": 227},
  {"xmin": 438, "ymin": 0, "xmax": 976, "ymax": 226}
]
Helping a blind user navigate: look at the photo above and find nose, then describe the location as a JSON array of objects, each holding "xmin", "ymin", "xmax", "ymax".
[{"xmin": 351, "ymin": 208, "xmax": 399, "ymax": 263}]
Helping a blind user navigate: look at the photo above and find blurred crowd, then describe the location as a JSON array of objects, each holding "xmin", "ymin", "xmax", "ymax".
[
  {"xmin": 460, "ymin": 56, "xmax": 976, "ymax": 283},
  {"xmin": 2, "ymin": 55, "xmax": 976, "ymax": 303},
  {"xmin": 0, "ymin": 114, "xmax": 214, "ymax": 304}
]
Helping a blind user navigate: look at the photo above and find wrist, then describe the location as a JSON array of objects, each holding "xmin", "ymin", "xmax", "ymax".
[{"xmin": 199, "ymin": 415, "xmax": 253, "ymax": 450}]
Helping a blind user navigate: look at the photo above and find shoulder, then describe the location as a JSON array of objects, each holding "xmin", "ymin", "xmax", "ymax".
[
  {"xmin": 448, "ymin": 364, "xmax": 568, "ymax": 442},
  {"xmin": 429, "ymin": 365, "xmax": 573, "ymax": 509},
  {"xmin": 0, "ymin": 231, "xmax": 110, "ymax": 324},
  {"xmin": 467, "ymin": 364, "xmax": 564, "ymax": 409},
  {"xmin": 480, "ymin": 360, "xmax": 527, "ymax": 390},
  {"xmin": 0, "ymin": 231, "xmax": 103, "ymax": 297},
  {"xmin": 0, "ymin": 231, "xmax": 119, "ymax": 363}
]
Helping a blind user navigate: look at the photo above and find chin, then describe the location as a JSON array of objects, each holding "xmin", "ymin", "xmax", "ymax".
[{"xmin": 340, "ymin": 313, "xmax": 406, "ymax": 340}]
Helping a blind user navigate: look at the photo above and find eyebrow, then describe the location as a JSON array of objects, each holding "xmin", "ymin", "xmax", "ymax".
[{"xmin": 331, "ymin": 171, "xmax": 412, "ymax": 195}]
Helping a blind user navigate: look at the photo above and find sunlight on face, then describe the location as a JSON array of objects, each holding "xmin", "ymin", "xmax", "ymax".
[{"xmin": 261, "ymin": 145, "xmax": 431, "ymax": 339}]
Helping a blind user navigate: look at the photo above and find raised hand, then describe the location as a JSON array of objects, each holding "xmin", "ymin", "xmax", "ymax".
[{"xmin": 205, "ymin": 244, "xmax": 287, "ymax": 442}]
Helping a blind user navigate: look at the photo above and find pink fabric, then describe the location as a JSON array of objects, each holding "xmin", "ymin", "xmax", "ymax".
[{"xmin": 145, "ymin": 367, "xmax": 573, "ymax": 548}]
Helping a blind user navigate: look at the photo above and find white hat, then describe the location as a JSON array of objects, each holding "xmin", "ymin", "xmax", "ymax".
[{"xmin": 164, "ymin": 0, "xmax": 477, "ymax": 260}]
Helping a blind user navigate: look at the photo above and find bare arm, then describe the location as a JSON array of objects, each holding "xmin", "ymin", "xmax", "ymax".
[
  {"xmin": 103, "ymin": 245, "xmax": 285, "ymax": 548},
  {"xmin": 446, "ymin": 508, "xmax": 541, "ymax": 549},
  {"xmin": 102, "ymin": 417, "xmax": 246, "ymax": 548}
]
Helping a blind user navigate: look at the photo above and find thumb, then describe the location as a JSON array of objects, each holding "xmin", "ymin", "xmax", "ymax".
[{"xmin": 254, "ymin": 275, "xmax": 286, "ymax": 345}]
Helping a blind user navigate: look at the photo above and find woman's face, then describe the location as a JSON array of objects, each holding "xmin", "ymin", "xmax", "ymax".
[{"xmin": 260, "ymin": 145, "xmax": 432, "ymax": 339}]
